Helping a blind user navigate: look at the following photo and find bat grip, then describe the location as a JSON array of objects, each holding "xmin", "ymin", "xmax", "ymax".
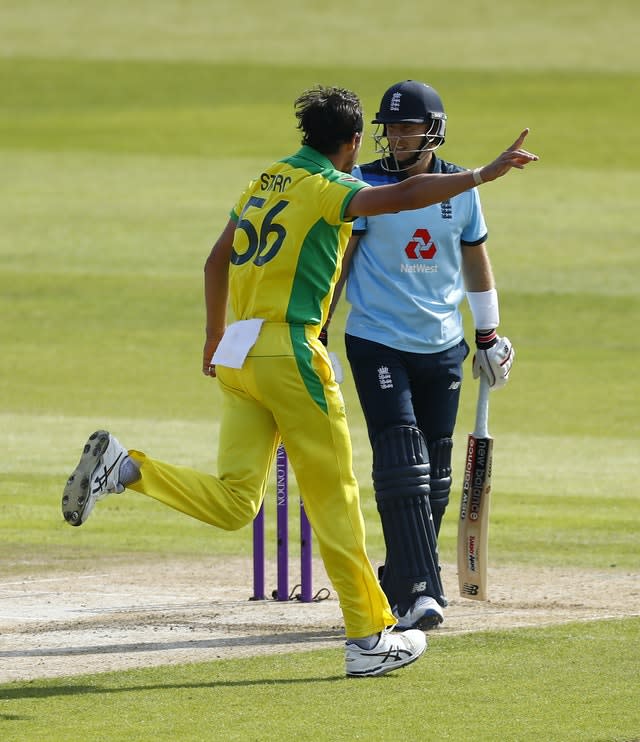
[{"xmin": 475, "ymin": 374, "xmax": 491, "ymax": 438}]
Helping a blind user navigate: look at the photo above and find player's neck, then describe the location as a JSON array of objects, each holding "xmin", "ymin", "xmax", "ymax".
[
  {"xmin": 326, "ymin": 135, "xmax": 361, "ymax": 174},
  {"xmin": 405, "ymin": 151, "xmax": 434, "ymax": 177}
]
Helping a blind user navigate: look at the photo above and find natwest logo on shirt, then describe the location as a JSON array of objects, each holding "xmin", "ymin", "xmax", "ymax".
[{"xmin": 404, "ymin": 228, "xmax": 437, "ymax": 259}]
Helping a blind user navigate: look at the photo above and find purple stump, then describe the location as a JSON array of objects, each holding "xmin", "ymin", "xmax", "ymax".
[
  {"xmin": 251, "ymin": 503, "xmax": 265, "ymax": 600},
  {"xmin": 275, "ymin": 444, "xmax": 289, "ymax": 601},
  {"xmin": 251, "ymin": 444, "xmax": 314, "ymax": 602},
  {"xmin": 300, "ymin": 499, "xmax": 313, "ymax": 602}
]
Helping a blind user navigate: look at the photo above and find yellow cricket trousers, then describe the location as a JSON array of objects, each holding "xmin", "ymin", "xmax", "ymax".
[{"xmin": 128, "ymin": 322, "xmax": 395, "ymax": 638}]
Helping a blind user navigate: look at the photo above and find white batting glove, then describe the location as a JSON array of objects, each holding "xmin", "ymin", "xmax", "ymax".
[{"xmin": 472, "ymin": 331, "xmax": 515, "ymax": 389}]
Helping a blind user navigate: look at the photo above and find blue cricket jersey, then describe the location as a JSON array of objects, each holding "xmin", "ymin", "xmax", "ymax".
[{"xmin": 345, "ymin": 156, "xmax": 488, "ymax": 353}]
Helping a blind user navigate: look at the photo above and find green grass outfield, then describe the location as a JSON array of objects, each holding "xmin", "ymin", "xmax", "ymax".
[{"xmin": 1, "ymin": 1, "xmax": 639, "ymax": 740}]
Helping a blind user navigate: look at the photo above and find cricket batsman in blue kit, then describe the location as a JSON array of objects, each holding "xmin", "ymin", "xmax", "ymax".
[
  {"xmin": 328, "ymin": 80, "xmax": 516, "ymax": 631},
  {"xmin": 61, "ymin": 85, "xmax": 535, "ymax": 677}
]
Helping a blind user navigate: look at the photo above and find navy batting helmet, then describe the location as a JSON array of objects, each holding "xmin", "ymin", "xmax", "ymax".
[{"xmin": 372, "ymin": 81, "xmax": 447, "ymax": 170}]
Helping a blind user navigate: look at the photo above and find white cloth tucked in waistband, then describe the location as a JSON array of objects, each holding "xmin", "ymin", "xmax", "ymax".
[{"xmin": 211, "ymin": 318, "xmax": 265, "ymax": 368}]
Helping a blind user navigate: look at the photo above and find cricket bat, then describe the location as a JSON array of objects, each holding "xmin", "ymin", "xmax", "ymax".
[{"xmin": 457, "ymin": 374, "xmax": 493, "ymax": 600}]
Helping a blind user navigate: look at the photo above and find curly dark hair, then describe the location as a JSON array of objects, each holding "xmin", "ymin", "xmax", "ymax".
[{"xmin": 294, "ymin": 86, "xmax": 364, "ymax": 155}]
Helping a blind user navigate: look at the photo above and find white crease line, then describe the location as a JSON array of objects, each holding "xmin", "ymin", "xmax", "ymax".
[{"xmin": 0, "ymin": 574, "xmax": 113, "ymax": 587}]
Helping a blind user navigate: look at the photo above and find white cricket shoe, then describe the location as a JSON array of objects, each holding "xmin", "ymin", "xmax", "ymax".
[
  {"xmin": 394, "ymin": 596, "xmax": 444, "ymax": 631},
  {"xmin": 62, "ymin": 430, "xmax": 128, "ymax": 527},
  {"xmin": 345, "ymin": 628, "xmax": 427, "ymax": 678}
]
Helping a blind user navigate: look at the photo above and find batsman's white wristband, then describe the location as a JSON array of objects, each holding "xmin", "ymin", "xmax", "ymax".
[
  {"xmin": 467, "ymin": 288, "xmax": 500, "ymax": 330},
  {"xmin": 472, "ymin": 168, "xmax": 483, "ymax": 185}
]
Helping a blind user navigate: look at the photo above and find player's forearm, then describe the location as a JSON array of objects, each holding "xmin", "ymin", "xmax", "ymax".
[
  {"xmin": 386, "ymin": 171, "xmax": 479, "ymax": 212},
  {"xmin": 204, "ymin": 259, "xmax": 228, "ymax": 339},
  {"xmin": 204, "ymin": 220, "xmax": 235, "ymax": 339},
  {"xmin": 462, "ymin": 244, "xmax": 495, "ymax": 293},
  {"xmin": 348, "ymin": 129, "xmax": 537, "ymax": 218},
  {"xmin": 326, "ymin": 235, "xmax": 360, "ymax": 328}
]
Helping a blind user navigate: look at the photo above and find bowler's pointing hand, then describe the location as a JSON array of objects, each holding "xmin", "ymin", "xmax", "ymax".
[{"xmin": 478, "ymin": 129, "xmax": 539, "ymax": 183}]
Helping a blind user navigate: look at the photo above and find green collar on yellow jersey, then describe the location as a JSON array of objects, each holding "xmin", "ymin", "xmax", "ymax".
[{"xmin": 289, "ymin": 145, "xmax": 336, "ymax": 172}]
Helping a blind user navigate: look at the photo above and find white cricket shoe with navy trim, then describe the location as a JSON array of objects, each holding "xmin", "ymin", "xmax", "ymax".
[
  {"xmin": 393, "ymin": 596, "xmax": 444, "ymax": 631},
  {"xmin": 345, "ymin": 628, "xmax": 427, "ymax": 677},
  {"xmin": 62, "ymin": 430, "xmax": 128, "ymax": 526}
]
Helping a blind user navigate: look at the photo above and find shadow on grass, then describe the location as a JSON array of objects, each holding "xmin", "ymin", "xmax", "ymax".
[
  {"xmin": 1, "ymin": 671, "xmax": 348, "ymax": 700},
  {"xmin": 0, "ymin": 628, "xmax": 344, "ymax": 661},
  {"xmin": 0, "ymin": 629, "xmax": 347, "ymax": 696}
]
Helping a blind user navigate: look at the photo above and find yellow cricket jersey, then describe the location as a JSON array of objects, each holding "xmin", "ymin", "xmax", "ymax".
[
  {"xmin": 128, "ymin": 148, "xmax": 395, "ymax": 638},
  {"xmin": 229, "ymin": 146, "xmax": 368, "ymax": 329}
]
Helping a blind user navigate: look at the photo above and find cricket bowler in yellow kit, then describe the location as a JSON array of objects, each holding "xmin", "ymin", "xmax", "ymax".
[
  {"xmin": 128, "ymin": 145, "xmax": 398, "ymax": 641},
  {"xmin": 61, "ymin": 85, "xmax": 538, "ymax": 677}
]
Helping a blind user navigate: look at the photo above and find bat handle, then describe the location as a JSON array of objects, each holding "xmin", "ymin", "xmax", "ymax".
[{"xmin": 475, "ymin": 373, "xmax": 491, "ymax": 439}]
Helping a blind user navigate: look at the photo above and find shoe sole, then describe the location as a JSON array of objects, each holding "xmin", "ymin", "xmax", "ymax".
[
  {"xmin": 393, "ymin": 611, "xmax": 444, "ymax": 632},
  {"xmin": 346, "ymin": 641, "xmax": 427, "ymax": 678},
  {"xmin": 61, "ymin": 430, "xmax": 110, "ymax": 527},
  {"xmin": 413, "ymin": 612, "xmax": 443, "ymax": 631}
]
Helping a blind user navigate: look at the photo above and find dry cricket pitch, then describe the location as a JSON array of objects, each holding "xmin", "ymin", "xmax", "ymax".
[{"xmin": 1, "ymin": 557, "xmax": 638, "ymax": 682}]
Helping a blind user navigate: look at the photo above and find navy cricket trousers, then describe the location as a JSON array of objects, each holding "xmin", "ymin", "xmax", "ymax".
[{"xmin": 344, "ymin": 334, "xmax": 469, "ymax": 446}]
